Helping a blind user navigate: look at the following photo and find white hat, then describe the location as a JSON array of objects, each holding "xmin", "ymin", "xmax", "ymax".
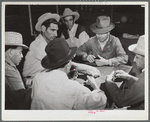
[
  {"xmin": 62, "ymin": 8, "xmax": 80, "ymax": 22},
  {"xmin": 128, "ymin": 35, "xmax": 145, "ymax": 56},
  {"xmin": 35, "ymin": 13, "xmax": 60, "ymax": 32},
  {"xmin": 5, "ymin": 32, "xmax": 28, "ymax": 49}
]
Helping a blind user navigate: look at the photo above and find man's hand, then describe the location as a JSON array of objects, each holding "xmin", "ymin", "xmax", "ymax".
[
  {"xmin": 115, "ymin": 70, "xmax": 131, "ymax": 80},
  {"xmin": 86, "ymin": 76, "xmax": 99, "ymax": 90},
  {"xmin": 83, "ymin": 54, "xmax": 95, "ymax": 63},
  {"xmin": 105, "ymin": 71, "xmax": 115, "ymax": 82},
  {"xmin": 95, "ymin": 55, "xmax": 109, "ymax": 66}
]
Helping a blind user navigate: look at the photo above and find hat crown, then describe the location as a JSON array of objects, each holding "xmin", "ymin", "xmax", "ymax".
[
  {"xmin": 5, "ymin": 32, "xmax": 23, "ymax": 45},
  {"xmin": 45, "ymin": 38, "xmax": 71, "ymax": 63},
  {"xmin": 96, "ymin": 16, "xmax": 111, "ymax": 28},
  {"xmin": 63, "ymin": 8, "xmax": 73, "ymax": 16},
  {"xmin": 134, "ymin": 35, "xmax": 145, "ymax": 55}
]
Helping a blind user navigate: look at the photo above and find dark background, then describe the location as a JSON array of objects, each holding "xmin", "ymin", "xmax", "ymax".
[{"xmin": 5, "ymin": 5, "xmax": 145, "ymax": 76}]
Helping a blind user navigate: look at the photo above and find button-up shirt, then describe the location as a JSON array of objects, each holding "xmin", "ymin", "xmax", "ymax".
[
  {"xmin": 65, "ymin": 24, "xmax": 89, "ymax": 48},
  {"xmin": 77, "ymin": 35, "xmax": 128, "ymax": 66},
  {"xmin": 23, "ymin": 34, "xmax": 47, "ymax": 78},
  {"xmin": 5, "ymin": 53, "xmax": 25, "ymax": 90},
  {"xmin": 31, "ymin": 69, "xmax": 107, "ymax": 110}
]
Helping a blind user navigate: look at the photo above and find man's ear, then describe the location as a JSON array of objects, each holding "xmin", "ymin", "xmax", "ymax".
[
  {"xmin": 8, "ymin": 49, "xmax": 13, "ymax": 57},
  {"xmin": 41, "ymin": 25, "xmax": 46, "ymax": 32}
]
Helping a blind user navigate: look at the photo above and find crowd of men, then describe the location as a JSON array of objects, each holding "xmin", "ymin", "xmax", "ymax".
[{"xmin": 5, "ymin": 8, "xmax": 145, "ymax": 110}]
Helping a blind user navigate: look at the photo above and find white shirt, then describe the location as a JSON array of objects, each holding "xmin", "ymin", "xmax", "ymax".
[
  {"xmin": 23, "ymin": 34, "xmax": 47, "ymax": 77},
  {"xmin": 65, "ymin": 23, "xmax": 89, "ymax": 48},
  {"xmin": 31, "ymin": 69, "xmax": 107, "ymax": 110}
]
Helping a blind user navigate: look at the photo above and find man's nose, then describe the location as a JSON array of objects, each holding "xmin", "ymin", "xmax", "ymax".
[
  {"xmin": 54, "ymin": 31, "xmax": 57, "ymax": 37},
  {"xmin": 133, "ymin": 57, "xmax": 136, "ymax": 62}
]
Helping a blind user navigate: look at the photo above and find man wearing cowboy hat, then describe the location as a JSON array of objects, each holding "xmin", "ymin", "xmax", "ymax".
[
  {"xmin": 102, "ymin": 35, "xmax": 145, "ymax": 109},
  {"xmin": 23, "ymin": 13, "xmax": 60, "ymax": 87},
  {"xmin": 61, "ymin": 8, "xmax": 89, "ymax": 48},
  {"xmin": 31, "ymin": 38, "xmax": 107, "ymax": 110},
  {"xmin": 5, "ymin": 32, "xmax": 31, "ymax": 109},
  {"xmin": 77, "ymin": 16, "xmax": 128, "ymax": 66}
]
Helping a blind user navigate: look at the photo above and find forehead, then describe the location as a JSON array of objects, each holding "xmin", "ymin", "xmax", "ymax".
[
  {"xmin": 49, "ymin": 23, "xmax": 58, "ymax": 30},
  {"xmin": 64, "ymin": 16, "xmax": 73, "ymax": 21}
]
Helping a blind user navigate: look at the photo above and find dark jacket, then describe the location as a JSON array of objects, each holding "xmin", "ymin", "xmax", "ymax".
[{"xmin": 101, "ymin": 71, "xmax": 144, "ymax": 110}]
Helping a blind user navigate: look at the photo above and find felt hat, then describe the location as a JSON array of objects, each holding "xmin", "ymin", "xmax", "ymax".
[
  {"xmin": 90, "ymin": 16, "xmax": 115, "ymax": 34},
  {"xmin": 128, "ymin": 35, "xmax": 145, "ymax": 56},
  {"xmin": 5, "ymin": 32, "xmax": 28, "ymax": 49},
  {"xmin": 62, "ymin": 8, "xmax": 80, "ymax": 22},
  {"xmin": 41, "ymin": 38, "xmax": 77, "ymax": 69},
  {"xmin": 35, "ymin": 13, "xmax": 60, "ymax": 32}
]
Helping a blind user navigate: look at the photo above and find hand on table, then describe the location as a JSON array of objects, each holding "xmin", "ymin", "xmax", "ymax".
[
  {"xmin": 105, "ymin": 71, "xmax": 115, "ymax": 82},
  {"xmin": 115, "ymin": 70, "xmax": 131, "ymax": 80},
  {"xmin": 85, "ymin": 54, "xmax": 95, "ymax": 63},
  {"xmin": 95, "ymin": 55, "xmax": 109, "ymax": 66},
  {"xmin": 86, "ymin": 76, "xmax": 99, "ymax": 90}
]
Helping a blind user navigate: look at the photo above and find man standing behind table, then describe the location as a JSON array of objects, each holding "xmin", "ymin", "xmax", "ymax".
[
  {"xmin": 5, "ymin": 32, "xmax": 31, "ymax": 109},
  {"xmin": 61, "ymin": 8, "xmax": 89, "ymax": 48},
  {"xmin": 77, "ymin": 16, "xmax": 128, "ymax": 66},
  {"xmin": 23, "ymin": 13, "xmax": 60, "ymax": 87},
  {"xmin": 31, "ymin": 38, "xmax": 107, "ymax": 110},
  {"xmin": 102, "ymin": 35, "xmax": 145, "ymax": 109}
]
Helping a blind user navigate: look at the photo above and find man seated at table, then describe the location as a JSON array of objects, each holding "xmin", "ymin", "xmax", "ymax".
[
  {"xmin": 76, "ymin": 16, "xmax": 128, "ymax": 66},
  {"xmin": 102, "ymin": 35, "xmax": 145, "ymax": 109},
  {"xmin": 30, "ymin": 38, "xmax": 107, "ymax": 110},
  {"xmin": 5, "ymin": 32, "xmax": 31, "ymax": 109}
]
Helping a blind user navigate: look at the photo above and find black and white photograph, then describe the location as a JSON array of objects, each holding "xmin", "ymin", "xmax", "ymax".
[{"xmin": 2, "ymin": 1, "xmax": 149, "ymax": 121}]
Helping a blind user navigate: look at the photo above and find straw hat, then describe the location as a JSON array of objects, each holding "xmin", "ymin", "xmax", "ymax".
[
  {"xmin": 128, "ymin": 35, "xmax": 145, "ymax": 56},
  {"xmin": 62, "ymin": 8, "xmax": 80, "ymax": 22},
  {"xmin": 90, "ymin": 16, "xmax": 115, "ymax": 34},
  {"xmin": 35, "ymin": 13, "xmax": 60, "ymax": 32},
  {"xmin": 5, "ymin": 32, "xmax": 28, "ymax": 49}
]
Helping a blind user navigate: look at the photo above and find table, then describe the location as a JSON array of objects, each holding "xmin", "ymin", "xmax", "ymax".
[{"xmin": 95, "ymin": 65, "xmax": 132, "ymax": 87}]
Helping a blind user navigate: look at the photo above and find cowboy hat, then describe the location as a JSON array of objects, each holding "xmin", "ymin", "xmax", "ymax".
[
  {"xmin": 5, "ymin": 32, "xmax": 28, "ymax": 49},
  {"xmin": 41, "ymin": 38, "xmax": 77, "ymax": 69},
  {"xmin": 90, "ymin": 16, "xmax": 115, "ymax": 34},
  {"xmin": 35, "ymin": 13, "xmax": 60, "ymax": 32},
  {"xmin": 128, "ymin": 35, "xmax": 145, "ymax": 56},
  {"xmin": 62, "ymin": 8, "xmax": 80, "ymax": 22}
]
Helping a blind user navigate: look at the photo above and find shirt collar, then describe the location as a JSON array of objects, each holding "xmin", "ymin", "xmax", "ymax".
[{"xmin": 97, "ymin": 35, "xmax": 110, "ymax": 45}]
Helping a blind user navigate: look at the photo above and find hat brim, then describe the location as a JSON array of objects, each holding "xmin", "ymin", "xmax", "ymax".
[
  {"xmin": 128, "ymin": 44, "xmax": 136, "ymax": 53},
  {"xmin": 35, "ymin": 14, "xmax": 60, "ymax": 32},
  {"xmin": 90, "ymin": 23, "xmax": 115, "ymax": 34},
  {"xmin": 5, "ymin": 44, "xmax": 28, "ymax": 49},
  {"xmin": 128, "ymin": 44, "xmax": 144, "ymax": 56},
  {"xmin": 41, "ymin": 47, "xmax": 77, "ymax": 69},
  {"xmin": 61, "ymin": 12, "xmax": 80, "ymax": 22}
]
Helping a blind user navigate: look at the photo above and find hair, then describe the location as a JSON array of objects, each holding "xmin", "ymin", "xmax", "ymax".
[
  {"xmin": 5, "ymin": 45, "xmax": 18, "ymax": 52},
  {"xmin": 42, "ymin": 18, "xmax": 59, "ymax": 29}
]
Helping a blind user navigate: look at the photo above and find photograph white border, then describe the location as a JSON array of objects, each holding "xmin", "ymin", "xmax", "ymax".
[{"xmin": 2, "ymin": 1, "xmax": 149, "ymax": 121}]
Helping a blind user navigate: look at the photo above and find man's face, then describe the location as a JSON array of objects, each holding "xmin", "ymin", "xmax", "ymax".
[
  {"xmin": 42, "ymin": 23, "xmax": 58, "ymax": 43},
  {"xmin": 133, "ymin": 54, "xmax": 145, "ymax": 70},
  {"xmin": 96, "ymin": 32, "xmax": 110, "ymax": 42},
  {"xmin": 10, "ymin": 47, "xmax": 23, "ymax": 66},
  {"xmin": 64, "ymin": 16, "xmax": 74, "ymax": 30}
]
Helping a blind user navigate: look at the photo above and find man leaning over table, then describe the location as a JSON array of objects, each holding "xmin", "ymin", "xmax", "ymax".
[
  {"xmin": 76, "ymin": 16, "xmax": 128, "ymax": 66},
  {"xmin": 31, "ymin": 38, "xmax": 106, "ymax": 110},
  {"xmin": 23, "ymin": 12, "xmax": 101, "ymax": 88},
  {"xmin": 101, "ymin": 35, "xmax": 145, "ymax": 110}
]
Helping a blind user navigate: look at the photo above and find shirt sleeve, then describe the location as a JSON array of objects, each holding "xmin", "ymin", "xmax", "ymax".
[
  {"xmin": 73, "ymin": 85, "xmax": 107, "ymax": 110},
  {"xmin": 5, "ymin": 69, "xmax": 25, "ymax": 90},
  {"xmin": 109, "ymin": 38, "xmax": 128, "ymax": 66},
  {"xmin": 78, "ymin": 31, "xmax": 90, "ymax": 46}
]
